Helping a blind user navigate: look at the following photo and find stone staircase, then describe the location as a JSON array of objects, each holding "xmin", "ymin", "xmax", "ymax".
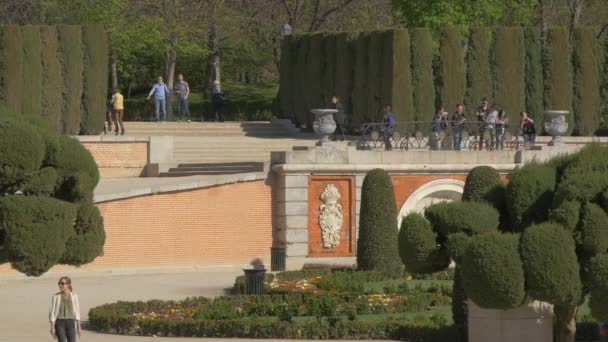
[
  {"xmin": 159, "ymin": 162, "xmax": 264, "ymax": 177},
  {"xmin": 122, "ymin": 121, "xmax": 319, "ymax": 165}
]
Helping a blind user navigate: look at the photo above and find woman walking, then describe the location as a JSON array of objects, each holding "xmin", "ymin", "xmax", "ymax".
[
  {"xmin": 49, "ymin": 276, "xmax": 81, "ymax": 342},
  {"xmin": 495, "ymin": 110, "xmax": 508, "ymax": 150}
]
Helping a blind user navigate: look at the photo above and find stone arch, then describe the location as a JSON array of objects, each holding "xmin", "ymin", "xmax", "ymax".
[{"xmin": 397, "ymin": 179, "xmax": 465, "ymax": 228}]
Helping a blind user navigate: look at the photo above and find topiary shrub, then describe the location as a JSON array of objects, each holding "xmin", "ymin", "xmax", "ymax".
[
  {"xmin": 572, "ymin": 27, "xmax": 600, "ymax": 136},
  {"xmin": 524, "ymin": 26, "xmax": 543, "ymax": 119},
  {"xmin": 57, "ymin": 25, "xmax": 84, "ymax": 135},
  {"xmin": 461, "ymin": 232, "xmax": 526, "ymax": 309},
  {"xmin": 0, "ymin": 195, "xmax": 76, "ymax": 276},
  {"xmin": 357, "ymin": 169, "xmax": 402, "ymax": 273},
  {"xmin": 40, "ymin": 25, "xmax": 62, "ymax": 131},
  {"xmin": 424, "ymin": 201, "xmax": 499, "ymax": 237},
  {"xmin": 587, "ymin": 253, "xmax": 608, "ymax": 291},
  {"xmin": 465, "ymin": 28, "xmax": 492, "ymax": 112},
  {"xmin": 23, "ymin": 167, "xmax": 58, "ymax": 196},
  {"xmin": 589, "ymin": 289, "xmax": 608, "ymax": 322},
  {"xmin": 548, "ymin": 200, "xmax": 581, "ymax": 232},
  {"xmin": 53, "ymin": 135, "xmax": 99, "ymax": 202},
  {"xmin": 462, "ymin": 166, "xmax": 503, "ymax": 202},
  {"xmin": 493, "ymin": 27, "xmax": 525, "ymax": 119},
  {"xmin": 20, "ymin": 25, "xmax": 42, "ymax": 118},
  {"xmin": 438, "ymin": 27, "xmax": 465, "ymax": 112},
  {"xmin": 578, "ymin": 203, "xmax": 608, "ymax": 259},
  {"xmin": 60, "ymin": 200, "xmax": 105, "ymax": 265},
  {"xmin": 543, "ymin": 26, "xmax": 573, "ymax": 135},
  {"xmin": 410, "ymin": 28, "xmax": 436, "ymax": 123},
  {"xmin": 445, "ymin": 232, "xmax": 469, "ymax": 265},
  {"xmin": 0, "ymin": 119, "xmax": 45, "ymax": 193},
  {"xmin": 398, "ymin": 213, "xmax": 449, "ymax": 273},
  {"xmin": 506, "ymin": 163, "xmax": 556, "ymax": 231},
  {"xmin": 0, "ymin": 25, "xmax": 23, "ymax": 114},
  {"xmin": 81, "ymin": 25, "xmax": 108, "ymax": 135},
  {"xmin": 451, "ymin": 266, "xmax": 467, "ymax": 342},
  {"xmin": 520, "ymin": 223, "xmax": 582, "ymax": 306}
]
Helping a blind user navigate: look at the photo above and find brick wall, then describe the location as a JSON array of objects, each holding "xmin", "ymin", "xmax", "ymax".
[
  {"xmin": 0, "ymin": 180, "xmax": 272, "ymax": 275},
  {"xmin": 81, "ymin": 141, "xmax": 148, "ymax": 178},
  {"xmin": 391, "ymin": 175, "xmax": 468, "ymax": 209}
]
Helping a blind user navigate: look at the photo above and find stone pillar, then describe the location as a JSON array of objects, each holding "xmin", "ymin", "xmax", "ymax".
[{"xmin": 277, "ymin": 175, "xmax": 309, "ymax": 264}]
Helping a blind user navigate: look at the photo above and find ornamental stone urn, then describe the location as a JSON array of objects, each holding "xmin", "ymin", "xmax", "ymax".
[
  {"xmin": 544, "ymin": 110, "xmax": 569, "ymax": 146},
  {"xmin": 311, "ymin": 109, "xmax": 337, "ymax": 145}
]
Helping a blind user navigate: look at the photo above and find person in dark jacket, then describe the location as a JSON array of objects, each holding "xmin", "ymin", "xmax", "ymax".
[
  {"xmin": 331, "ymin": 95, "xmax": 345, "ymax": 141},
  {"xmin": 212, "ymin": 80, "xmax": 225, "ymax": 122},
  {"xmin": 382, "ymin": 104, "xmax": 396, "ymax": 150}
]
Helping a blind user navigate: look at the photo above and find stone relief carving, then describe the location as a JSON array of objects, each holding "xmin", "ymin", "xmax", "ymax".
[{"xmin": 319, "ymin": 184, "xmax": 343, "ymax": 248}]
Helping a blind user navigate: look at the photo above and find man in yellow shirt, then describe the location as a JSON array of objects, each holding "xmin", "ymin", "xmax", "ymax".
[{"xmin": 111, "ymin": 88, "xmax": 125, "ymax": 135}]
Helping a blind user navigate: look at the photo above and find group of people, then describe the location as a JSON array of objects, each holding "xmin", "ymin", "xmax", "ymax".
[
  {"xmin": 105, "ymin": 74, "xmax": 226, "ymax": 135},
  {"xmin": 430, "ymin": 98, "xmax": 537, "ymax": 151}
]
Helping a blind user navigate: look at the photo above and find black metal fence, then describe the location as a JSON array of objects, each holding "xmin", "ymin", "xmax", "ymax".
[{"xmin": 356, "ymin": 121, "xmax": 530, "ymax": 151}]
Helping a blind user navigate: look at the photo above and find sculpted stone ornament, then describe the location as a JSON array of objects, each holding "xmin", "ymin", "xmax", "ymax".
[
  {"xmin": 311, "ymin": 109, "xmax": 338, "ymax": 145},
  {"xmin": 544, "ymin": 110, "xmax": 569, "ymax": 146},
  {"xmin": 319, "ymin": 184, "xmax": 343, "ymax": 248}
]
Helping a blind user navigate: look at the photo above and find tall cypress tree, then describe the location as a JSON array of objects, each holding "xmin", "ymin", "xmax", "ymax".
[
  {"xmin": 493, "ymin": 27, "xmax": 525, "ymax": 117},
  {"xmin": 572, "ymin": 27, "xmax": 600, "ymax": 135},
  {"xmin": 382, "ymin": 29, "xmax": 415, "ymax": 122},
  {"xmin": 0, "ymin": 25, "xmax": 23, "ymax": 114},
  {"xmin": 524, "ymin": 27, "xmax": 544, "ymax": 118},
  {"xmin": 81, "ymin": 25, "xmax": 108, "ymax": 135},
  {"xmin": 465, "ymin": 28, "xmax": 492, "ymax": 112},
  {"xmin": 411, "ymin": 28, "xmax": 436, "ymax": 124},
  {"xmin": 543, "ymin": 27, "xmax": 574, "ymax": 134},
  {"xmin": 20, "ymin": 25, "xmax": 43, "ymax": 118},
  {"xmin": 352, "ymin": 33, "xmax": 369, "ymax": 126},
  {"xmin": 438, "ymin": 27, "xmax": 466, "ymax": 111},
  {"xmin": 58, "ymin": 25, "xmax": 84, "ymax": 135},
  {"xmin": 40, "ymin": 26, "xmax": 62, "ymax": 131}
]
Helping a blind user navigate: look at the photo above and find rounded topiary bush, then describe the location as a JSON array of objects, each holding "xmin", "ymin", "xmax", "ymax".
[
  {"xmin": 23, "ymin": 167, "xmax": 58, "ymax": 196},
  {"xmin": 578, "ymin": 203, "xmax": 608, "ymax": 258},
  {"xmin": 553, "ymin": 145, "xmax": 608, "ymax": 205},
  {"xmin": 547, "ymin": 200, "xmax": 581, "ymax": 232},
  {"xmin": 0, "ymin": 195, "xmax": 76, "ymax": 276},
  {"xmin": 461, "ymin": 232, "xmax": 526, "ymax": 309},
  {"xmin": 520, "ymin": 223, "xmax": 582, "ymax": 306},
  {"xmin": 60, "ymin": 200, "xmax": 106, "ymax": 266},
  {"xmin": 398, "ymin": 213, "xmax": 449, "ymax": 273},
  {"xmin": 0, "ymin": 119, "xmax": 45, "ymax": 192},
  {"xmin": 589, "ymin": 289, "xmax": 608, "ymax": 322},
  {"xmin": 462, "ymin": 166, "xmax": 503, "ymax": 203},
  {"xmin": 54, "ymin": 135, "xmax": 99, "ymax": 202},
  {"xmin": 446, "ymin": 232, "xmax": 470, "ymax": 265},
  {"xmin": 587, "ymin": 253, "xmax": 608, "ymax": 291},
  {"xmin": 424, "ymin": 201, "xmax": 499, "ymax": 236},
  {"xmin": 357, "ymin": 169, "xmax": 401, "ymax": 273},
  {"xmin": 506, "ymin": 163, "xmax": 556, "ymax": 231}
]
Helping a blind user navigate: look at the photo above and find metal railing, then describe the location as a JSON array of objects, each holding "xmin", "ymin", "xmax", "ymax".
[{"xmin": 356, "ymin": 121, "xmax": 528, "ymax": 151}]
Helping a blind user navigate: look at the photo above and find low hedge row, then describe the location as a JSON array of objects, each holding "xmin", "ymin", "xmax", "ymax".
[{"xmin": 90, "ymin": 313, "xmax": 457, "ymax": 340}]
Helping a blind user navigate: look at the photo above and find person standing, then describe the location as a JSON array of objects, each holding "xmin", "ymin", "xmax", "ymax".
[
  {"xmin": 451, "ymin": 104, "xmax": 466, "ymax": 151},
  {"xmin": 111, "ymin": 88, "xmax": 125, "ymax": 135},
  {"xmin": 476, "ymin": 98, "xmax": 491, "ymax": 149},
  {"xmin": 382, "ymin": 104, "xmax": 396, "ymax": 151},
  {"xmin": 331, "ymin": 95, "xmax": 345, "ymax": 141},
  {"xmin": 520, "ymin": 111, "xmax": 536, "ymax": 147},
  {"xmin": 431, "ymin": 106, "xmax": 448, "ymax": 150},
  {"xmin": 495, "ymin": 110, "xmax": 508, "ymax": 150},
  {"xmin": 211, "ymin": 80, "xmax": 225, "ymax": 122},
  {"xmin": 174, "ymin": 74, "xmax": 191, "ymax": 123},
  {"xmin": 104, "ymin": 99, "xmax": 113, "ymax": 135},
  {"xmin": 49, "ymin": 276, "xmax": 81, "ymax": 342},
  {"xmin": 147, "ymin": 76, "xmax": 170, "ymax": 122},
  {"xmin": 485, "ymin": 107, "xmax": 498, "ymax": 150}
]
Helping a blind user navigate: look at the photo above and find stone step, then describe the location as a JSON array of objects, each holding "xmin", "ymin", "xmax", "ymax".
[
  {"xmin": 159, "ymin": 169, "xmax": 254, "ymax": 177},
  {"xmin": 159, "ymin": 161, "xmax": 264, "ymax": 177}
]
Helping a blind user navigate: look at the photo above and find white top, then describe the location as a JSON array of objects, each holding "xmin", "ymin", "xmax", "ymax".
[{"xmin": 49, "ymin": 292, "xmax": 81, "ymax": 322}]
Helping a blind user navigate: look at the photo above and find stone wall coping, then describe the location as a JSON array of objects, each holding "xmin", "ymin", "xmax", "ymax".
[
  {"xmin": 272, "ymin": 163, "xmax": 519, "ymax": 175},
  {"xmin": 76, "ymin": 135, "xmax": 151, "ymax": 142},
  {"xmin": 94, "ymin": 172, "xmax": 268, "ymax": 203}
]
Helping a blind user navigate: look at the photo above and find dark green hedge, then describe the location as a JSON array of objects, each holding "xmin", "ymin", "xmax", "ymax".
[
  {"xmin": 462, "ymin": 166, "xmax": 503, "ymax": 203},
  {"xmin": 0, "ymin": 25, "xmax": 23, "ymax": 114},
  {"xmin": 292, "ymin": 36, "xmax": 308, "ymax": 126},
  {"xmin": 0, "ymin": 195, "xmax": 76, "ymax": 276},
  {"xmin": 305, "ymin": 33, "xmax": 324, "ymax": 128},
  {"xmin": 461, "ymin": 232, "xmax": 526, "ymax": 309},
  {"xmin": 553, "ymin": 144, "xmax": 608, "ymax": 204},
  {"xmin": 366, "ymin": 32, "xmax": 383, "ymax": 122},
  {"xmin": 357, "ymin": 169, "xmax": 402, "ymax": 273},
  {"xmin": 438, "ymin": 27, "xmax": 465, "ymax": 110},
  {"xmin": 351, "ymin": 33, "xmax": 369, "ymax": 126},
  {"xmin": 424, "ymin": 201, "xmax": 499, "ymax": 237},
  {"xmin": 506, "ymin": 163, "xmax": 556, "ymax": 231},
  {"xmin": 334, "ymin": 33, "xmax": 353, "ymax": 118},
  {"xmin": 384, "ymin": 29, "xmax": 415, "ymax": 122},
  {"xmin": 520, "ymin": 223, "xmax": 582, "ymax": 306},
  {"xmin": 81, "ymin": 25, "xmax": 108, "ymax": 135},
  {"xmin": 58, "ymin": 25, "xmax": 84, "ymax": 135},
  {"xmin": 277, "ymin": 35, "xmax": 294, "ymax": 120},
  {"xmin": 524, "ymin": 26, "xmax": 544, "ymax": 119},
  {"xmin": 321, "ymin": 34, "xmax": 336, "ymax": 109},
  {"xmin": 20, "ymin": 25, "xmax": 42, "ymax": 118},
  {"xmin": 493, "ymin": 27, "xmax": 525, "ymax": 116},
  {"xmin": 543, "ymin": 27, "xmax": 573, "ymax": 134},
  {"xmin": 411, "ymin": 28, "xmax": 436, "ymax": 122},
  {"xmin": 60, "ymin": 200, "xmax": 106, "ymax": 265},
  {"xmin": 40, "ymin": 26, "xmax": 62, "ymax": 131},
  {"xmin": 572, "ymin": 27, "xmax": 600, "ymax": 135},
  {"xmin": 398, "ymin": 213, "xmax": 450, "ymax": 273},
  {"xmin": 465, "ymin": 28, "xmax": 492, "ymax": 111},
  {"xmin": 53, "ymin": 135, "xmax": 100, "ymax": 202},
  {"xmin": 0, "ymin": 119, "xmax": 45, "ymax": 193}
]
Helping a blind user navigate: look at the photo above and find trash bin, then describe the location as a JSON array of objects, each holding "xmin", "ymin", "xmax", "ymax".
[
  {"xmin": 243, "ymin": 269, "xmax": 266, "ymax": 295},
  {"xmin": 271, "ymin": 247, "xmax": 286, "ymax": 272}
]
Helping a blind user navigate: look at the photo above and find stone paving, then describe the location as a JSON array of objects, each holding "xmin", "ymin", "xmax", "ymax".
[{"xmin": 0, "ymin": 270, "xmax": 386, "ymax": 342}]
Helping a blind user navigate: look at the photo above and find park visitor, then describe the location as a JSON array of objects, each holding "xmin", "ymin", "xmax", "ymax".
[
  {"xmin": 495, "ymin": 110, "xmax": 508, "ymax": 150},
  {"xmin": 104, "ymin": 99, "xmax": 113, "ymax": 135},
  {"xmin": 111, "ymin": 88, "xmax": 125, "ymax": 135},
  {"xmin": 451, "ymin": 104, "xmax": 466, "ymax": 151},
  {"xmin": 174, "ymin": 74, "xmax": 191, "ymax": 123},
  {"xmin": 476, "ymin": 97, "xmax": 491, "ymax": 149},
  {"xmin": 520, "ymin": 111, "xmax": 536, "ymax": 146},
  {"xmin": 147, "ymin": 76, "xmax": 170, "ymax": 123},
  {"xmin": 49, "ymin": 276, "xmax": 81, "ymax": 342},
  {"xmin": 331, "ymin": 95, "xmax": 345, "ymax": 141},
  {"xmin": 382, "ymin": 104, "xmax": 396, "ymax": 151},
  {"xmin": 485, "ymin": 107, "xmax": 498, "ymax": 150},
  {"xmin": 212, "ymin": 80, "xmax": 225, "ymax": 122},
  {"xmin": 431, "ymin": 106, "xmax": 448, "ymax": 150}
]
